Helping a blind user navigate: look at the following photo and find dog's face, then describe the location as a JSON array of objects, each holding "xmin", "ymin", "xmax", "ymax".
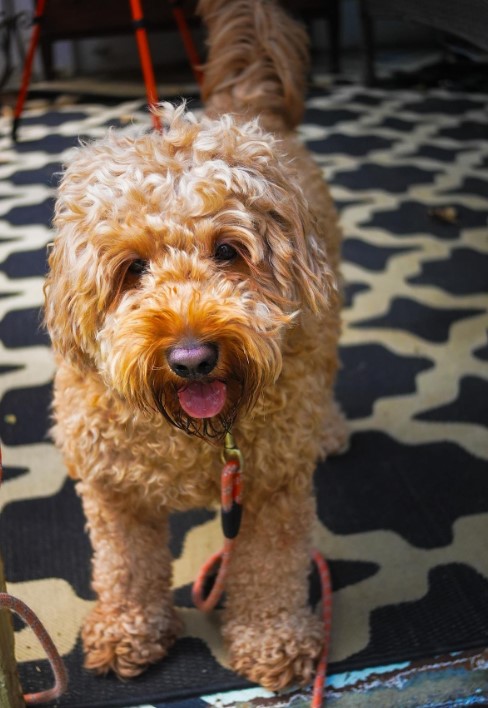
[{"xmin": 45, "ymin": 104, "xmax": 333, "ymax": 439}]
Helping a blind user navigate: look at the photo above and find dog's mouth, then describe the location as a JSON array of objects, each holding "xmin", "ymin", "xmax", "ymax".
[
  {"xmin": 177, "ymin": 380, "xmax": 227, "ymax": 419},
  {"xmin": 152, "ymin": 377, "xmax": 241, "ymax": 441}
]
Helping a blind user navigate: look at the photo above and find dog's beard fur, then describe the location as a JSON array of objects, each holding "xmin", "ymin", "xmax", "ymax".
[
  {"xmin": 96, "ymin": 278, "xmax": 289, "ymax": 442},
  {"xmin": 109, "ymin": 350, "xmax": 277, "ymax": 443},
  {"xmin": 153, "ymin": 375, "xmax": 245, "ymax": 440}
]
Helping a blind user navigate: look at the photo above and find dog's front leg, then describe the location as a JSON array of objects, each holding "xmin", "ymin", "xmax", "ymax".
[
  {"xmin": 78, "ymin": 482, "xmax": 181, "ymax": 678},
  {"xmin": 222, "ymin": 489, "xmax": 323, "ymax": 691}
]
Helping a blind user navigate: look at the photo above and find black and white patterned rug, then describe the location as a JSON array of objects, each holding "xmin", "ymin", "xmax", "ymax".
[{"xmin": 0, "ymin": 82, "xmax": 487, "ymax": 707}]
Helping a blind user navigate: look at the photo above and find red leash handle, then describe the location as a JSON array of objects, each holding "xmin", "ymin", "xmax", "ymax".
[
  {"xmin": 0, "ymin": 593, "xmax": 68, "ymax": 704},
  {"xmin": 0, "ymin": 446, "xmax": 68, "ymax": 704}
]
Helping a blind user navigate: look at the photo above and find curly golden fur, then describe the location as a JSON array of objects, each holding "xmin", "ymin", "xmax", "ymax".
[{"xmin": 44, "ymin": 0, "xmax": 347, "ymax": 690}]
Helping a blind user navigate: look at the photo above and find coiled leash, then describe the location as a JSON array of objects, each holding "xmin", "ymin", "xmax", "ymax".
[
  {"xmin": 192, "ymin": 432, "xmax": 332, "ymax": 707},
  {"xmin": 0, "ymin": 593, "xmax": 68, "ymax": 704},
  {"xmin": 0, "ymin": 445, "xmax": 68, "ymax": 704}
]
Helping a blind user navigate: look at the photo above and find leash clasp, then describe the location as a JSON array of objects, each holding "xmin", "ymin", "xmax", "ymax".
[
  {"xmin": 221, "ymin": 431, "xmax": 244, "ymax": 472},
  {"xmin": 220, "ymin": 431, "xmax": 243, "ymax": 540}
]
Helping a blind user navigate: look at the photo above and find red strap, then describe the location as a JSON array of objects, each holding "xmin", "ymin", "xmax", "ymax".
[
  {"xmin": 0, "ymin": 445, "xmax": 68, "ymax": 703},
  {"xmin": 0, "ymin": 593, "xmax": 68, "ymax": 704},
  {"xmin": 311, "ymin": 550, "xmax": 333, "ymax": 707}
]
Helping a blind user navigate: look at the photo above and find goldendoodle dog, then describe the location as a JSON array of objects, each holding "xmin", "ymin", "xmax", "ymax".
[{"xmin": 44, "ymin": 0, "xmax": 347, "ymax": 691}]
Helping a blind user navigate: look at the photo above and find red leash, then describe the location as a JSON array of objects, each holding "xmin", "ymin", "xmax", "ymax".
[
  {"xmin": 310, "ymin": 550, "xmax": 333, "ymax": 708},
  {"xmin": 0, "ymin": 446, "xmax": 68, "ymax": 704},
  {"xmin": 0, "ymin": 593, "xmax": 68, "ymax": 704},
  {"xmin": 192, "ymin": 434, "xmax": 243, "ymax": 611},
  {"xmin": 192, "ymin": 432, "xmax": 332, "ymax": 706}
]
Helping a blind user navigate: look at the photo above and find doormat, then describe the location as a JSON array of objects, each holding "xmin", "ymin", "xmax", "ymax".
[{"xmin": 0, "ymin": 83, "xmax": 487, "ymax": 707}]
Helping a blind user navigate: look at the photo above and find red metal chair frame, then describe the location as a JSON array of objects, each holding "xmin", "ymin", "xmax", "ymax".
[{"xmin": 12, "ymin": 0, "xmax": 202, "ymax": 140}]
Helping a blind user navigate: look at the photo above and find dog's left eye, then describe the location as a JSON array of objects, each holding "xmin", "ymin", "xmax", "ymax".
[
  {"xmin": 127, "ymin": 259, "xmax": 149, "ymax": 275},
  {"xmin": 214, "ymin": 243, "xmax": 237, "ymax": 262}
]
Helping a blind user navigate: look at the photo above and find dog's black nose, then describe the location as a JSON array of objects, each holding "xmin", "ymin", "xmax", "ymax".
[{"xmin": 167, "ymin": 341, "xmax": 219, "ymax": 379}]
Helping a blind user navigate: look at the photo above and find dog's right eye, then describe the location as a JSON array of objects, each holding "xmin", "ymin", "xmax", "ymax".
[
  {"xmin": 214, "ymin": 243, "xmax": 238, "ymax": 262},
  {"xmin": 127, "ymin": 259, "xmax": 148, "ymax": 275}
]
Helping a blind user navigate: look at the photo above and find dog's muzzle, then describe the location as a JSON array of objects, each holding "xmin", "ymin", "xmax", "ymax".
[{"xmin": 166, "ymin": 340, "xmax": 227, "ymax": 419}]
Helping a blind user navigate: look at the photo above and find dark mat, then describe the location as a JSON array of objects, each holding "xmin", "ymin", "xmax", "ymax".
[{"xmin": 0, "ymin": 85, "xmax": 487, "ymax": 707}]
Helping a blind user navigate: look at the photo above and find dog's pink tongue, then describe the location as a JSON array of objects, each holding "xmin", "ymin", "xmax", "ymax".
[{"xmin": 178, "ymin": 381, "xmax": 227, "ymax": 419}]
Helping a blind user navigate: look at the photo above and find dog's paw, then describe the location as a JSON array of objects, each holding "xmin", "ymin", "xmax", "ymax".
[
  {"xmin": 224, "ymin": 609, "xmax": 324, "ymax": 690},
  {"xmin": 82, "ymin": 601, "xmax": 182, "ymax": 678}
]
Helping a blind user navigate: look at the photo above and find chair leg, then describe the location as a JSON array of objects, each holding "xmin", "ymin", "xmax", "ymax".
[
  {"xmin": 169, "ymin": 1, "xmax": 203, "ymax": 87},
  {"xmin": 327, "ymin": 0, "xmax": 341, "ymax": 74},
  {"xmin": 359, "ymin": 0, "xmax": 376, "ymax": 86},
  {"xmin": 39, "ymin": 37, "xmax": 55, "ymax": 80},
  {"xmin": 12, "ymin": 0, "xmax": 47, "ymax": 142},
  {"xmin": 128, "ymin": 0, "xmax": 161, "ymax": 130}
]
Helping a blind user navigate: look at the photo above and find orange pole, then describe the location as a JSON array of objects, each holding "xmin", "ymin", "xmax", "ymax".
[
  {"xmin": 12, "ymin": 0, "xmax": 47, "ymax": 141},
  {"xmin": 128, "ymin": 0, "xmax": 161, "ymax": 130}
]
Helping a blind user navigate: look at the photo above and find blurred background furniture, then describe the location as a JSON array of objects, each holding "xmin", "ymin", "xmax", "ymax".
[
  {"xmin": 0, "ymin": 0, "xmax": 26, "ymax": 90},
  {"xmin": 38, "ymin": 0, "xmax": 197, "ymax": 81},
  {"xmin": 36, "ymin": 0, "xmax": 342, "ymax": 80},
  {"xmin": 11, "ymin": 0, "xmax": 342, "ymax": 139},
  {"xmin": 360, "ymin": 0, "xmax": 488, "ymax": 84}
]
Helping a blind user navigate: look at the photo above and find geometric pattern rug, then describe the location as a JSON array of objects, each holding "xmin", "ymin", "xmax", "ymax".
[{"xmin": 0, "ymin": 81, "xmax": 487, "ymax": 707}]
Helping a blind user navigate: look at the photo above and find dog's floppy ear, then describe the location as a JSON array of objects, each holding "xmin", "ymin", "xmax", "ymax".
[
  {"xmin": 44, "ymin": 232, "xmax": 97, "ymax": 369},
  {"xmin": 291, "ymin": 215, "xmax": 338, "ymax": 316},
  {"xmin": 44, "ymin": 147, "xmax": 107, "ymax": 369},
  {"xmin": 264, "ymin": 184, "xmax": 339, "ymax": 316}
]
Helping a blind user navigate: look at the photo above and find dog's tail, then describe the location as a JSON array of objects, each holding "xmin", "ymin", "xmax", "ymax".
[{"xmin": 197, "ymin": 0, "xmax": 309, "ymax": 131}]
